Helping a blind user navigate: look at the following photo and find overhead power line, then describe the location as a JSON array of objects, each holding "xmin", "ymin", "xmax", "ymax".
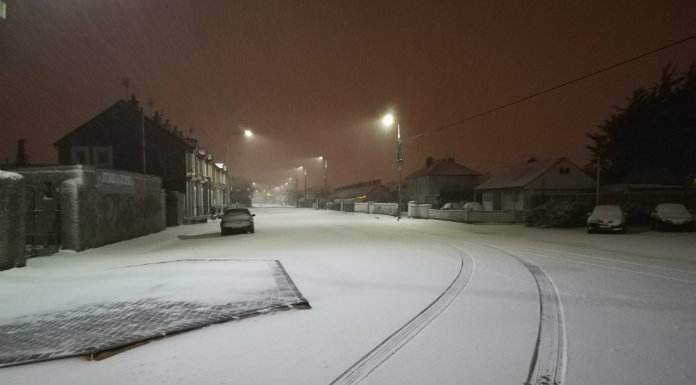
[{"xmin": 406, "ymin": 34, "xmax": 696, "ymax": 141}]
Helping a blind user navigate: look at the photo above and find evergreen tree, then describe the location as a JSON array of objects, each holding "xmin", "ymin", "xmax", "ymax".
[{"xmin": 586, "ymin": 63, "xmax": 696, "ymax": 185}]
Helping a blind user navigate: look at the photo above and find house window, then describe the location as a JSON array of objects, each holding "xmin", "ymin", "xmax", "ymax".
[
  {"xmin": 92, "ymin": 146, "xmax": 113, "ymax": 169},
  {"xmin": 559, "ymin": 167, "xmax": 570, "ymax": 174},
  {"xmin": 70, "ymin": 146, "xmax": 90, "ymax": 165}
]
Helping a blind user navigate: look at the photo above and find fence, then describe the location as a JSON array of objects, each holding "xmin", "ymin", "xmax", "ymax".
[{"xmin": 529, "ymin": 191, "xmax": 696, "ymax": 210}]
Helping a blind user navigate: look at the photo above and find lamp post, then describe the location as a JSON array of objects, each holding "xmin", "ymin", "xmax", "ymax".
[
  {"xmin": 286, "ymin": 177, "xmax": 298, "ymax": 207},
  {"xmin": 224, "ymin": 128, "xmax": 252, "ymax": 206},
  {"xmin": 295, "ymin": 166, "xmax": 306, "ymax": 208},
  {"xmin": 382, "ymin": 113, "xmax": 403, "ymax": 220},
  {"xmin": 303, "ymin": 167, "xmax": 307, "ymax": 208},
  {"xmin": 319, "ymin": 156, "xmax": 328, "ymax": 209},
  {"xmin": 293, "ymin": 177, "xmax": 298, "ymax": 207}
]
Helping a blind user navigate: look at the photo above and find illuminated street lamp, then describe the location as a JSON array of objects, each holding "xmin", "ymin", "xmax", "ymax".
[
  {"xmin": 225, "ymin": 128, "xmax": 252, "ymax": 205},
  {"xmin": 382, "ymin": 113, "xmax": 403, "ymax": 220}
]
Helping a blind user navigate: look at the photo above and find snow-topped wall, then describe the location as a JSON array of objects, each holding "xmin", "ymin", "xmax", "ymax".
[{"xmin": 0, "ymin": 170, "xmax": 26, "ymax": 270}]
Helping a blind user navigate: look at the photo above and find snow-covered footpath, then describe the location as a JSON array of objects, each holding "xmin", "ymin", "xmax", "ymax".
[{"xmin": 1, "ymin": 207, "xmax": 695, "ymax": 385}]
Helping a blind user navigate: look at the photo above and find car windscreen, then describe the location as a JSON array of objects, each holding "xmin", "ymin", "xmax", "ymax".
[
  {"xmin": 223, "ymin": 211, "xmax": 250, "ymax": 221},
  {"xmin": 593, "ymin": 206, "xmax": 621, "ymax": 216},
  {"xmin": 657, "ymin": 204, "xmax": 689, "ymax": 215}
]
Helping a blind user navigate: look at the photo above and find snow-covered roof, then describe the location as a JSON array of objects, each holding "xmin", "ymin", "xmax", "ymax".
[
  {"xmin": 475, "ymin": 158, "xmax": 566, "ymax": 190},
  {"xmin": 405, "ymin": 158, "xmax": 481, "ymax": 180},
  {"xmin": 332, "ymin": 179, "xmax": 388, "ymax": 199}
]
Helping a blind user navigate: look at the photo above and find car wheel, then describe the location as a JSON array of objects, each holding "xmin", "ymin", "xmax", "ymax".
[
  {"xmin": 587, "ymin": 227, "xmax": 593, "ymax": 234},
  {"xmin": 249, "ymin": 225, "xmax": 255, "ymax": 234},
  {"xmin": 619, "ymin": 226, "xmax": 626, "ymax": 234}
]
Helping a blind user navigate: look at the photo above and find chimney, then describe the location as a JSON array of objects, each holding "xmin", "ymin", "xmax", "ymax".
[{"xmin": 426, "ymin": 156, "xmax": 434, "ymax": 168}]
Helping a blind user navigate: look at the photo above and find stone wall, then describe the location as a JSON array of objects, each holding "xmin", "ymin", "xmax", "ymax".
[
  {"xmin": 8, "ymin": 165, "xmax": 165, "ymax": 254},
  {"xmin": 355, "ymin": 202, "xmax": 368, "ymax": 213},
  {"xmin": 408, "ymin": 203, "xmax": 432, "ymax": 219},
  {"xmin": 368, "ymin": 202, "xmax": 398, "ymax": 216},
  {"xmin": 60, "ymin": 168, "xmax": 165, "ymax": 251},
  {"xmin": 0, "ymin": 171, "xmax": 26, "ymax": 270},
  {"xmin": 428, "ymin": 209, "xmax": 517, "ymax": 223}
]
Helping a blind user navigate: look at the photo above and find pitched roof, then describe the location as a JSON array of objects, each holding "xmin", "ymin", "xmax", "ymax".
[
  {"xmin": 405, "ymin": 158, "xmax": 481, "ymax": 180},
  {"xmin": 54, "ymin": 99, "xmax": 196, "ymax": 149},
  {"xmin": 474, "ymin": 158, "xmax": 566, "ymax": 190}
]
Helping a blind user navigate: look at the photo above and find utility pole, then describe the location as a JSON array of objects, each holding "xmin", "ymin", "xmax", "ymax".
[
  {"xmin": 304, "ymin": 168, "xmax": 307, "ymax": 208},
  {"xmin": 324, "ymin": 158, "xmax": 328, "ymax": 210},
  {"xmin": 596, "ymin": 155, "xmax": 601, "ymax": 206},
  {"xmin": 141, "ymin": 110, "xmax": 146, "ymax": 174},
  {"xmin": 396, "ymin": 123, "xmax": 403, "ymax": 220}
]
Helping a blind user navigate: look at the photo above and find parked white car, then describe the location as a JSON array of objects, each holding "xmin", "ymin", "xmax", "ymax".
[
  {"xmin": 462, "ymin": 202, "xmax": 484, "ymax": 211},
  {"xmin": 587, "ymin": 205, "xmax": 626, "ymax": 234},
  {"xmin": 441, "ymin": 202, "xmax": 462, "ymax": 210},
  {"xmin": 650, "ymin": 203, "xmax": 694, "ymax": 232}
]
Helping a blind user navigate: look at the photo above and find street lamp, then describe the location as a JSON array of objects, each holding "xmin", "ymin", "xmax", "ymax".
[
  {"xmin": 319, "ymin": 156, "xmax": 328, "ymax": 210},
  {"xmin": 300, "ymin": 166, "xmax": 307, "ymax": 208},
  {"xmin": 224, "ymin": 128, "xmax": 253, "ymax": 205},
  {"xmin": 287, "ymin": 177, "xmax": 298, "ymax": 207},
  {"xmin": 382, "ymin": 113, "xmax": 403, "ymax": 220}
]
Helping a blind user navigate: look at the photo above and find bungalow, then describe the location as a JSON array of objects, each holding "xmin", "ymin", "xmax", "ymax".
[
  {"xmin": 474, "ymin": 157, "xmax": 596, "ymax": 211},
  {"xmin": 405, "ymin": 157, "xmax": 481, "ymax": 207}
]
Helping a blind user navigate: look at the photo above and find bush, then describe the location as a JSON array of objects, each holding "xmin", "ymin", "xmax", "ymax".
[{"xmin": 523, "ymin": 201, "xmax": 593, "ymax": 228}]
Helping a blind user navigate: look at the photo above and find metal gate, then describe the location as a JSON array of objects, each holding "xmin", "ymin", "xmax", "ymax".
[{"xmin": 25, "ymin": 182, "xmax": 61, "ymax": 257}]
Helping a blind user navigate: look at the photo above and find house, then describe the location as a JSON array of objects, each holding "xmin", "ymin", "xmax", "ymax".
[
  {"xmin": 54, "ymin": 97, "xmax": 229, "ymax": 223},
  {"xmin": 405, "ymin": 157, "xmax": 481, "ymax": 207},
  {"xmin": 474, "ymin": 157, "xmax": 596, "ymax": 211},
  {"xmin": 332, "ymin": 179, "xmax": 391, "ymax": 203}
]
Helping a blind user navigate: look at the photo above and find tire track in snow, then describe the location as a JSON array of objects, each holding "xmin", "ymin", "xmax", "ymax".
[
  {"xmin": 329, "ymin": 248, "xmax": 474, "ymax": 385},
  {"xmin": 482, "ymin": 243, "xmax": 567, "ymax": 385}
]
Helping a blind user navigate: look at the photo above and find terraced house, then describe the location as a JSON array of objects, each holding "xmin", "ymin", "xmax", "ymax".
[{"xmin": 54, "ymin": 97, "xmax": 230, "ymax": 224}]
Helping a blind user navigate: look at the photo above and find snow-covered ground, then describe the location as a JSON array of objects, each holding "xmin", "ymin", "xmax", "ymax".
[{"xmin": 1, "ymin": 207, "xmax": 695, "ymax": 385}]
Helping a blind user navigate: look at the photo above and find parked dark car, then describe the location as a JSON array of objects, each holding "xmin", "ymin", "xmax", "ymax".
[
  {"xmin": 220, "ymin": 208, "xmax": 255, "ymax": 235},
  {"xmin": 650, "ymin": 203, "xmax": 694, "ymax": 232},
  {"xmin": 587, "ymin": 205, "xmax": 626, "ymax": 234}
]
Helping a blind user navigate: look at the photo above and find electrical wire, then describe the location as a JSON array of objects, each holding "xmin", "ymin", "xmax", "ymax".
[{"xmin": 405, "ymin": 35, "xmax": 696, "ymax": 142}]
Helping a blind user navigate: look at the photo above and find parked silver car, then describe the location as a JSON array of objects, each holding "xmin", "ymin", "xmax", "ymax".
[
  {"xmin": 587, "ymin": 205, "xmax": 626, "ymax": 234},
  {"xmin": 220, "ymin": 208, "xmax": 255, "ymax": 235},
  {"xmin": 650, "ymin": 203, "xmax": 694, "ymax": 232}
]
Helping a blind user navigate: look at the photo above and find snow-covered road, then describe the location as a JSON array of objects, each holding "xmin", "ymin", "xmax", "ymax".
[{"xmin": 2, "ymin": 207, "xmax": 695, "ymax": 385}]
